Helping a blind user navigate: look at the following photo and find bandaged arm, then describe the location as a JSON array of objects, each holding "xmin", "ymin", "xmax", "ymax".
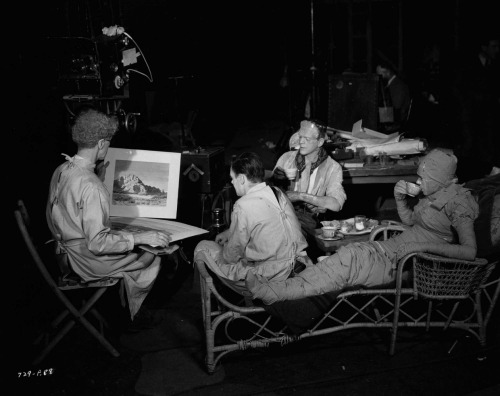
[
  {"xmin": 394, "ymin": 180, "xmax": 415, "ymax": 225},
  {"xmin": 397, "ymin": 219, "xmax": 477, "ymax": 261},
  {"xmin": 395, "ymin": 196, "xmax": 415, "ymax": 225}
]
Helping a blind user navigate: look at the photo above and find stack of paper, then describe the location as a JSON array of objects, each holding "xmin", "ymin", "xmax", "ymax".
[{"xmin": 337, "ymin": 120, "xmax": 426, "ymax": 157}]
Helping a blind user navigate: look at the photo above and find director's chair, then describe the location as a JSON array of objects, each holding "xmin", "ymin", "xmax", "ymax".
[{"xmin": 15, "ymin": 200, "xmax": 121, "ymax": 365}]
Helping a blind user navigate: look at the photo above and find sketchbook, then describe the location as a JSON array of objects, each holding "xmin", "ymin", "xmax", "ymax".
[
  {"xmin": 110, "ymin": 216, "xmax": 208, "ymax": 244},
  {"xmin": 137, "ymin": 244, "xmax": 179, "ymax": 256}
]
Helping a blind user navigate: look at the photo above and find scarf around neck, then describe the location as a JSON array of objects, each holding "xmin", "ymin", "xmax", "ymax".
[{"xmin": 295, "ymin": 147, "xmax": 328, "ymax": 177}]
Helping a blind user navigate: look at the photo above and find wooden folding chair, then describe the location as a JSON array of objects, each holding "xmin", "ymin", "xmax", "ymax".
[{"xmin": 15, "ymin": 200, "xmax": 121, "ymax": 365}]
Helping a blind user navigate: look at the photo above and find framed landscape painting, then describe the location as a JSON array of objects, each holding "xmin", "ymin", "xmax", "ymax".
[{"xmin": 103, "ymin": 148, "xmax": 181, "ymax": 219}]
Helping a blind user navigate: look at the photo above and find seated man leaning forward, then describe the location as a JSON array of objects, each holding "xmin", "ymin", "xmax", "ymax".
[
  {"xmin": 194, "ymin": 152, "xmax": 309, "ymax": 296},
  {"xmin": 273, "ymin": 119, "xmax": 346, "ymax": 233},
  {"xmin": 46, "ymin": 108, "xmax": 172, "ymax": 320},
  {"xmin": 247, "ymin": 149, "xmax": 479, "ymax": 304}
]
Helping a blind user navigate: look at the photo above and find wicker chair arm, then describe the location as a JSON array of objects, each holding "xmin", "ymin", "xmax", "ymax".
[
  {"xmin": 415, "ymin": 252, "xmax": 488, "ymax": 266},
  {"xmin": 370, "ymin": 224, "xmax": 407, "ymax": 241},
  {"xmin": 382, "ymin": 220, "xmax": 404, "ymax": 227},
  {"xmin": 411, "ymin": 252, "xmax": 493, "ymax": 299},
  {"xmin": 196, "ymin": 259, "xmax": 214, "ymax": 283}
]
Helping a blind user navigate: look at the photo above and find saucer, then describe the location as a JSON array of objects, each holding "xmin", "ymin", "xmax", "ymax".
[
  {"xmin": 317, "ymin": 234, "xmax": 344, "ymax": 241},
  {"xmin": 338, "ymin": 218, "xmax": 379, "ymax": 235}
]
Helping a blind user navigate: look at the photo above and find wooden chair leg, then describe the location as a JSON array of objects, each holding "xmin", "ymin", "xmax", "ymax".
[
  {"xmin": 33, "ymin": 318, "xmax": 78, "ymax": 365},
  {"xmin": 390, "ymin": 289, "xmax": 402, "ymax": 355},
  {"xmin": 426, "ymin": 301, "xmax": 433, "ymax": 331},
  {"xmin": 90, "ymin": 308, "xmax": 107, "ymax": 334},
  {"xmin": 33, "ymin": 288, "xmax": 120, "ymax": 365},
  {"xmin": 75, "ymin": 311, "xmax": 120, "ymax": 358},
  {"xmin": 68, "ymin": 289, "xmax": 120, "ymax": 358},
  {"xmin": 443, "ymin": 301, "xmax": 460, "ymax": 331},
  {"xmin": 474, "ymin": 292, "xmax": 486, "ymax": 346},
  {"xmin": 33, "ymin": 309, "xmax": 70, "ymax": 346}
]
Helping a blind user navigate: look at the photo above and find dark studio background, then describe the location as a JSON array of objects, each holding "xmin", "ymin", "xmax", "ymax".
[
  {"xmin": 9, "ymin": 0, "xmax": 499, "ymax": 393},
  {"xmin": 11, "ymin": 0, "xmax": 499, "ymax": 193}
]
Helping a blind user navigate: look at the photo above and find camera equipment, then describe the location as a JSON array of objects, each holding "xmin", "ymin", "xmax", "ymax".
[
  {"xmin": 49, "ymin": 30, "xmax": 149, "ymax": 98},
  {"xmin": 50, "ymin": 28, "xmax": 152, "ymax": 134}
]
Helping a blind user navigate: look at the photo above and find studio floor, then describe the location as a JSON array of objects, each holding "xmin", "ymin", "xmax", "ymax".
[
  {"xmin": 14, "ymin": 251, "xmax": 500, "ymax": 396},
  {"xmin": 13, "ymin": 117, "xmax": 500, "ymax": 395}
]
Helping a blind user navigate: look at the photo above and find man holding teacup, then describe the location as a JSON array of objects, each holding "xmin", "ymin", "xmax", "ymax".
[
  {"xmin": 246, "ymin": 149, "xmax": 480, "ymax": 305},
  {"xmin": 271, "ymin": 120, "xmax": 347, "ymax": 234}
]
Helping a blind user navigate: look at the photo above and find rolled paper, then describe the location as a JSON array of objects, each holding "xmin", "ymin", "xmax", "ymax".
[{"xmin": 363, "ymin": 139, "xmax": 427, "ymax": 156}]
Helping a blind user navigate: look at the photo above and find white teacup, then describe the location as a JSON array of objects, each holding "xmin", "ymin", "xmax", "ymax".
[
  {"xmin": 284, "ymin": 168, "xmax": 298, "ymax": 180},
  {"xmin": 321, "ymin": 226, "xmax": 338, "ymax": 239},
  {"xmin": 406, "ymin": 182, "xmax": 421, "ymax": 197}
]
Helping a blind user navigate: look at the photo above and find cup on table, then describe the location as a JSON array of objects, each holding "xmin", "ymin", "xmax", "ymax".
[
  {"xmin": 354, "ymin": 215, "xmax": 367, "ymax": 231},
  {"xmin": 321, "ymin": 226, "xmax": 339, "ymax": 239},
  {"xmin": 284, "ymin": 168, "xmax": 298, "ymax": 180},
  {"xmin": 406, "ymin": 181, "xmax": 421, "ymax": 197},
  {"xmin": 340, "ymin": 220, "xmax": 351, "ymax": 234}
]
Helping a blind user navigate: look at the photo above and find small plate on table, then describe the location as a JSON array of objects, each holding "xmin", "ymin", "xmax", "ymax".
[
  {"xmin": 338, "ymin": 218, "xmax": 379, "ymax": 236},
  {"xmin": 317, "ymin": 234, "xmax": 344, "ymax": 241}
]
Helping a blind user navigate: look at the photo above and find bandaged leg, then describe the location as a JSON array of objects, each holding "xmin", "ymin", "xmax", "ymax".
[
  {"xmin": 246, "ymin": 253, "xmax": 349, "ymax": 304},
  {"xmin": 246, "ymin": 242, "xmax": 392, "ymax": 305}
]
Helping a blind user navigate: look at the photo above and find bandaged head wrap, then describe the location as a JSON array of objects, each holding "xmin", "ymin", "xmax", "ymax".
[{"xmin": 417, "ymin": 149, "xmax": 457, "ymax": 195}]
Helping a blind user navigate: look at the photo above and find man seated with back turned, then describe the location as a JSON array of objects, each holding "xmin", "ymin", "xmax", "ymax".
[
  {"xmin": 272, "ymin": 119, "xmax": 347, "ymax": 234},
  {"xmin": 194, "ymin": 152, "xmax": 309, "ymax": 296},
  {"xmin": 46, "ymin": 108, "xmax": 172, "ymax": 322}
]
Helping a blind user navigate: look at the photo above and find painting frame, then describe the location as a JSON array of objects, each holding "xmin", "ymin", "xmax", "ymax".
[{"xmin": 103, "ymin": 147, "xmax": 181, "ymax": 219}]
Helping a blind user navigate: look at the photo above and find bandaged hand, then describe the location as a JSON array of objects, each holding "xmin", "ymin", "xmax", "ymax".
[{"xmin": 394, "ymin": 180, "xmax": 408, "ymax": 201}]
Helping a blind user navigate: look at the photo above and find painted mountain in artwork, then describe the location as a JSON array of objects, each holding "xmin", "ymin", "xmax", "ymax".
[{"xmin": 113, "ymin": 174, "xmax": 164, "ymax": 195}]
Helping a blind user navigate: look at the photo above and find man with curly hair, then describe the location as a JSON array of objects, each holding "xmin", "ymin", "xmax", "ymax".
[{"xmin": 46, "ymin": 108, "xmax": 171, "ymax": 321}]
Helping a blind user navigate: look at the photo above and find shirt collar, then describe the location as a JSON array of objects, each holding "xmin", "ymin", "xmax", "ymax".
[
  {"xmin": 246, "ymin": 182, "xmax": 267, "ymax": 195},
  {"xmin": 62, "ymin": 153, "xmax": 96, "ymax": 170}
]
